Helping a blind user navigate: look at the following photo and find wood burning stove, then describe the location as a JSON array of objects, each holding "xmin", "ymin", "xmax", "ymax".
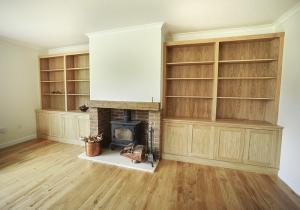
[{"xmin": 110, "ymin": 110, "xmax": 141, "ymax": 149}]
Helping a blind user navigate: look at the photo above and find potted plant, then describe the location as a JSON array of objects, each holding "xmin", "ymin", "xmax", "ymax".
[{"xmin": 81, "ymin": 133, "xmax": 103, "ymax": 157}]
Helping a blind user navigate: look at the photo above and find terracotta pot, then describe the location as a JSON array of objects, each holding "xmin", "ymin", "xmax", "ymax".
[{"xmin": 85, "ymin": 142, "xmax": 101, "ymax": 157}]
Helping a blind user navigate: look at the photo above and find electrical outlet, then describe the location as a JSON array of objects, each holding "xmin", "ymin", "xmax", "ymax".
[{"xmin": 0, "ymin": 127, "xmax": 6, "ymax": 134}]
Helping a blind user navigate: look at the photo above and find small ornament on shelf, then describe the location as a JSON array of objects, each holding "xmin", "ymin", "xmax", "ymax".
[
  {"xmin": 51, "ymin": 90, "xmax": 63, "ymax": 94},
  {"xmin": 79, "ymin": 104, "xmax": 89, "ymax": 112}
]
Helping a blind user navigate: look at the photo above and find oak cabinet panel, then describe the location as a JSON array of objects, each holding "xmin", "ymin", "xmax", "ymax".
[
  {"xmin": 243, "ymin": 129, "xmax": 279, "ymax": 167},
  {"xmin": 49, "ymin": 114, "xmax": 63, "ymax": 138},
  {"xmin": 163, "ymin": 122, "xmax": 190, "ymax": 156},
  {"xmin": 37, "ymin": 112, "xmax": 50, "ymax": 136},
  {"xmin": 215, "ymin": 127, "xmax": 245, "ymax": 163},
  {"xmin": 190, "ymin": 125, "xmax": 214, "ymax": 159},
  {"xmin": 78, "ymin": 116, "xmax": 90, "ymax": 138},
  {"xmin": 62, "ymin": 115, "xmax": 78, "ymax": 140}
]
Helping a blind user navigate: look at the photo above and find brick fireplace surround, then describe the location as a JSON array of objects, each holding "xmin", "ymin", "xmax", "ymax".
[{"xmin": 89, "ymin": 103, "xmax": 162, "ymax": 159}]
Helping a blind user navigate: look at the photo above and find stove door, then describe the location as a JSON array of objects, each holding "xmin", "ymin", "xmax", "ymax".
[{"xmin": 114, "ymin": 127, "xmax": 133, "ymax": 141}]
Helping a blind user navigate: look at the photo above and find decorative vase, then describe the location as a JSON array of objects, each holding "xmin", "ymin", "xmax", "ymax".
[{"xmin": 85, "ymin": 142, "xmax": 101, "ymax": 157}]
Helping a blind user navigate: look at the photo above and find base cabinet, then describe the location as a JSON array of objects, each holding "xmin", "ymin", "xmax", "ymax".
[
  {"xmin": 49, "ymin": 113, "xmax": 63, "ymax": 138},
  {"xmin": 36, "ymin": 110, "xmax": 90, "ymax": 145},
  {"xmin": 62, "ymin": 114, "xmax": 79, "ymax": 140},
  {"xmin": 190, "ymin": 125, "xmax": 214, "ymax": 159},
  {"xmin": 243, "ymin": 129, "xmax": 280, "ymax": 168},
  {"xmin": 215, "ymin": 127, "xmax": 245, "ymax": 163},
  {"xmin": 163, "ymin": 122, "xmax": 190, "ymax": 156},
  {"xmin": 162, "ymin": 119, "xmax": 282, "ymax": 174}
]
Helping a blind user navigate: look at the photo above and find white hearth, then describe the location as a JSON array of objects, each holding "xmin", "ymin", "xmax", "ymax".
[{"xmin": 78, "ymin": 150, "xmax": 158, "ymax": 173}]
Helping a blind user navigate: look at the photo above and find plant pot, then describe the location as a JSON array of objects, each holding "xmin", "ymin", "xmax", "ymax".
[{"xmin": 85, "ymin": 142, "xmax": 101, "ymax": 157}]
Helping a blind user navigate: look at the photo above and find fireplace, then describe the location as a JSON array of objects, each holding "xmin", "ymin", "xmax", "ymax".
[
  {"xmin": 89, "ymin": 106, "xmax": 161, "ymax": 159},
  {"xmin": 110, "ymin": 110, "xmax": 142, "ymax": 149}
]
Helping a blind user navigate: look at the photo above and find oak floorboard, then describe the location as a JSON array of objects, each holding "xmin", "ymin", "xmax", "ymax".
[{"xmin": 0, "ymin": 139, "xmax": 299, "ymax": 210}]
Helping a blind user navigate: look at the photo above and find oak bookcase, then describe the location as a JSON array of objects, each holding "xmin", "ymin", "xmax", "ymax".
[
  {"xmin": 164, "ymin": 33, "xmax": 283, "ymax": 124},
  {"xmin": 40, "ymin": 56, "xmax": 65, "ymax": 110},
  {"xmin": 165, "ymin": 43, "xmax": 215, "ymax": 120},
  {"xmin": 39, "ymin": 52, "xmax": 90, "ymax": 112},
  {"xmin": 162, "ymin": 33, "xmax": 285, "ymax": 174}
]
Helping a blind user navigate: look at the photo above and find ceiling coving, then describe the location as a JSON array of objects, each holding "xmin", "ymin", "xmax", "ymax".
[{"xmin": 0, "ymin": 0, "xmax": 299, "ymax": 48}]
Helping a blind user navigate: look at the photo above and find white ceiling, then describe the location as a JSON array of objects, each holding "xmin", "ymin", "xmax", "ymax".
[{"xmin": 0, "ymin": 0, "xmax": 299, "ymax": 49}]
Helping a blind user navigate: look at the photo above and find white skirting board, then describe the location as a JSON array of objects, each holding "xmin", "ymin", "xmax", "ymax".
[
  {"xmin": 78, "ymin": 149, "xmax": 158, "ymax": 173},
  {"xmin": 0, "ymin": 134, "xmax": 36, "ymax": 149}
]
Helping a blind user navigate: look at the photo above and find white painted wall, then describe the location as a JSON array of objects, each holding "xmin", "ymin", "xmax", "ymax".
[
  {"xmin": 0, "ymin": 38, "xmax": 39, "ymax": 148},
  {"xmin": 88, "ymin": 23, "xmax": 163, "ymax": 102},
  {"xmin": 275, "ymin": 8, "xmax": 300, "ymax": 195}
]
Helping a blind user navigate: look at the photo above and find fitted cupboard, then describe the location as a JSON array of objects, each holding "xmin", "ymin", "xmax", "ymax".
[
  {"xmin": 162, "ymin": 33, "xmax": 284, "ymax": 174},
  {"xmin": 36, "ymin": 110, "xmax": 89, "ymax": 145},
  {"xmin": 38, "ymin": 52, "xmax": 90, "ymax": 145},
  {"xmin": 163, "ymin": 119, "xmax": 282, "ymax": 174}
]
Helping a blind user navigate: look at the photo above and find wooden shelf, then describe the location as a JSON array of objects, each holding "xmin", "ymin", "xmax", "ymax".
[
  {"xmin": 43, "ymin": 93, "xmax": 65, "ymax": 96},
  {"xmin": 40, "ymin": 69, "xmax": 64, "ymax": 72},
  {"xmin": 166, "ymin": 61, "xmax": 214, "ymax": 66},
  {"xmin": 219, "ymin": 58, "xmax": 277, "ymax": 64},
  {"xmin": 215, "ymin": 119, "xmax": 275, "ymax": 126},
  {"xmin": 163, "ymin": 117, "xmax": 276, "ymax": 127},
  {"xmin": 68, "ymin": 94, "xmax": 90, "ymax": 96},
  {"xmin": 218, "ymin": 77, "xmax": 276, "ymax": 80},
  {"xmin": 67, "ymin": 67, "xmax": 89, "ymax": 71},
  {"xmin": 217, "ymin": 96, "xmax": 274, "ymax": 100},
  {"xmin": 67, "ymin": 109, "xmax": 89, "ymax": 113},
  {"xmin": 40, "ymin": 108, "xmax": 65, "ymax": 111},
  {"xmin": 166, "ymin": 96, "xmax": 213, "ymax": 99},
  {"xmin": 164, "ymin": 117, "xmax": 212, "ymax": 122},
  {"xmin": 41, "ymin": 81, "xmax": 64, "ymax": 83},
  {"xmin": 67, "ymin": 80, "xmax": 90, "ymax": 82},
  {"xmin": 166, "ymin": 78, "xmax": 214, "ymax": 80}
]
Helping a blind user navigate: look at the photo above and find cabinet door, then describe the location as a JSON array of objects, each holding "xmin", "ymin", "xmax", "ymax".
[
  {"xmin": 190, "ymin": 125, "xmax": 214, "ymax": 159},
  {"xmin": 163, "ymin": 122, "xmax": 191, "ymax": 156},
  {"xmin": 78, "ymin": 115, "xmax": 90, "ymax": 139},
  {"xmin": 62, "ymin": 115, "xmax": 78, "ymax": 140},
  {"xmin": 49, "ymin": 113, "xmax": 63, "ymax": 138},
  {"xmin": 37, "ymin": 112, "xmax": 50, "ymax": 136},
  {"xmin": 243, "ymin": 129, "xmax": 279, "ymax": 167},
  {"xmin": 215, "ymin": 127, "xmax": 245, "ymax": 163}
]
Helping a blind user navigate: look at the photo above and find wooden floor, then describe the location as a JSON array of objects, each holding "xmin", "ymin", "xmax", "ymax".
[{"xmin": 0, "ymin": 139, "xmax": 299, "ymax": 210}]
